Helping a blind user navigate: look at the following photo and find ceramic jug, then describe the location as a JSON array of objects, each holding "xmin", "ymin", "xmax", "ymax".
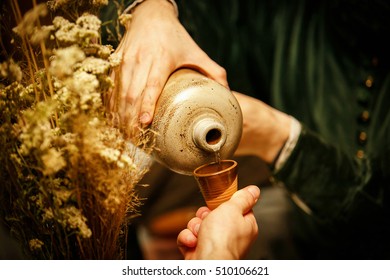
[{"xmin": 150, "ymin": 68, "xmax": 243, "ymax": 175}]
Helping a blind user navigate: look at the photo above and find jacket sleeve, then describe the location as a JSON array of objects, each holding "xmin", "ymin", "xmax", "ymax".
[{"xmin": 274, "ymin": 125, "xmax": 390, "ymax": 226}]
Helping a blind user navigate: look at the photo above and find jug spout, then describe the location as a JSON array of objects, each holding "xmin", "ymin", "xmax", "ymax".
[
  {"xmin": 192, "ymin": 117, "xmax": 227, "ymax": 153},
  {"xmin": 150, "ymin": 68, "xmax": 243, "ymax": 175}
]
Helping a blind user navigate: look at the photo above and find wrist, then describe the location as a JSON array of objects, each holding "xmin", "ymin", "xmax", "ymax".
[
  {"xmin": 196, "ymin": 244, "xmax": 237, "ymax": 260},
  {"xmin": 122, "ymin": 0, "xmax": 178, "ymax": 31},
  {"xmin": 268, "ymin": 113, "xmax": 291, "ymax": 163},
  {"xmin": 125, "ymin": 0, "xmax": 178, "ymax": 17},
  {"xmin": 258, "ymin": 109, "xmax": 292, "ymax": 164}
]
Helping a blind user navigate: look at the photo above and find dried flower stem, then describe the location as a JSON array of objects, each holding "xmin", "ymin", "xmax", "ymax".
[{"xmin": 10, "ymin": 0, "xmax": 40, "ymax": 101}]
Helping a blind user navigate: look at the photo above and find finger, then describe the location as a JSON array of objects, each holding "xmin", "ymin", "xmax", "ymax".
[
  {"xmin": 243, "ymin": 210, "xmax": 259, "ymax": 236},
  {"xmin": 229, "ymin": 185, "xmax": 260, "ymax": 215},
  {"xmin": 177, "ymin": 228, "xmax": 197, "ymax": 256},
  {"xmin": 183, "ymin": 52, "xmax": 229, "ymax": 88},
  {"xmin": 115, "ymin": 58, "xmax": 136, "ymax": 127},
  {"xmin": 117, "ymin": 46, "xmax": 135, "ymax": 104},
  {"xmin": 199, "ymin": 61, "xmax": 228, "ymax": 88},
  {"xmin": 120, "ymin": 57, "xmax": 152, "ymax": 126},
  {"xmin": 119, "ymin": 51, "xmax": 161, "ymax": 130},
  {"xmin": 187, "ymin": 217, "xmax": 202, "ymax": 237},
  {"xmin": 195, "ymin": 206, "xmax": 211, "ymax": 219},
  {"xmin": 138, "ymin": 62, "xmax": 173, "ymax": 124}
]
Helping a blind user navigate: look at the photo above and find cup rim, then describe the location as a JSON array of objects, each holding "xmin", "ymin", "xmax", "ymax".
[{"xmin": 193, "ymin": 159, "xmax": 237, "ymax": 177}]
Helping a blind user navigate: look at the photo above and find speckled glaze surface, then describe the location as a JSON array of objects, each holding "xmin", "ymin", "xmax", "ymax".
[{"xmin": 150, "ymin": 69, "xmax": 243, "ymax": 175}]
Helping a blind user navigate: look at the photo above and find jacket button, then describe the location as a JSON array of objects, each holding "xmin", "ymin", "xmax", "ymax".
[
  {"xmin": 356, "ymin": 149, "xmax": 365, "ymax": 159},
  {"xmin": 357, "ymin": 131, "xmax": 367, "ymax": 145},
  {"xmin": 364, "ymin": 75, "xmax": 374, "ymax": 88},
  {"xmin": 357, "ymin": 110, "xmax": 370, "ymax": 124}
]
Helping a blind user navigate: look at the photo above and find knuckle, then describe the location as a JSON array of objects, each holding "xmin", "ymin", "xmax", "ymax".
[{"xmin": 215, "ymin": 66, "xmax": 227, "ymax": 80}]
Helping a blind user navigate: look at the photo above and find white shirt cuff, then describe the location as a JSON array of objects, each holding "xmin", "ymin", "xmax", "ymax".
[{"xmin": 273, "ymin": 117, "xmax": 301, "ymax": 171}]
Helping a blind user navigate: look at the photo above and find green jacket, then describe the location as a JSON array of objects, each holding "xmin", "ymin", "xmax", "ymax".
[{"xmin": 181, "ymin": 0, "xmax": 390, "ymax": 259}]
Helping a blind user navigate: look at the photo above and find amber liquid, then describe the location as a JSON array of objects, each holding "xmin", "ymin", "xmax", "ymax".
[{"xmin": 214, "ymin": 151, "xmax": 223, "ymax": 171}]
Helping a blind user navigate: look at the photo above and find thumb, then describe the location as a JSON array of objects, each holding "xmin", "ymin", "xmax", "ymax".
[{"xmin": 229, "ymin": 185, "xmax": 260, "ymax": 214}]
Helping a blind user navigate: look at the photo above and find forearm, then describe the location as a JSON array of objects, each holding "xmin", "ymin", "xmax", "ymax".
[
  {"xmin": 124, "ymin": 0, "xmax": 178, "ymax": 17},
  {"xmin": 234, "ymin": 92, "xmax": 292, "ymax": 164}
]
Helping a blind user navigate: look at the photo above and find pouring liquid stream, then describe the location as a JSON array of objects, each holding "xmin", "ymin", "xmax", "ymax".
[{"xmin": 214, "ymin": 151, "xmax": 223, "ymax": 171}]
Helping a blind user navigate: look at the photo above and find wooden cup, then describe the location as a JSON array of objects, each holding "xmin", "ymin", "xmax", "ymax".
[{"xmin": 193, "ymin": 159, "xmax": 238, "ymax": 210}]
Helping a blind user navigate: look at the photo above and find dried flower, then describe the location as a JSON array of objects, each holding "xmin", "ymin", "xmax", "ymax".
[
  {"xmin": 76, "ymin": 13, "xmax": 101, "ymax": 37},
  {"xmin": 53, "ymin": 188, "xmax": 73, "ymax": 206},
  {"xmin": 13, "ymin": 3, "xmax": 48, "ymax": 37},
  {"xmin": 97, "ymin": 44, "xmax": 114, "ymax": 59},
  {"xmin": 42, "ymin": 208, "xmax": 54, "ymax": 222},
  {"xmin": 1, "ymin": 0, "xmax": 154, "ymax": 260},
  {"xmin": 58, "ymin": 206, "xmax": 92, "ymax": 239},
  {"xmin": 52, "ymin": 17, "xmax": 79, "ymax": 44},
  {"xmin": 47, "ymin": 0, "xmax": 108, "ymax": 11},
  {"xmin": 29, "ymin": 239, "xmax": 44, "ymax": 251},
  {"xmin": 47, "ymin": 0, "xmax": 72, "ymax": 11},
  {"xmin": 41, "ymin": 148, "xmax": 66, "ymax": 175},
  {"xmin": 30, "ymin": 25, "xmax": 55, "ymax": 45},
  {"xmin": 53, "ymin": 14, "xmax": 102, "ymax": 45},
  {"xmin": 17, "ymin": 99, "xmax": 58, "ymax": 153},
  {"xmin": 68, "ymin": 71, "xmax": 101, "ymax": 110},
  {"xmin": 50, "ymin": 45, "xmax": 85, "ymax": 78},
  {"xmin": 92, "ymin": 0, "xmax": 109, "ymax": 6},
  {"xmin": 77, "ymin": 56, "xmax": 110, "ymax": 75},
  {"xmin": 108, "ymin": 53, "xmax": 122, "ymax": 68},
  {"xmin": 0, "ymin": 59, "xmax": 23, "ymax": 83},
  {"xmin": 119, "ymin": 13, "xmax": 132, "ymax": 27}
]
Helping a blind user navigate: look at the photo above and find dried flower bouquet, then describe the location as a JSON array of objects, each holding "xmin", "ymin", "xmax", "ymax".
[{"xmin": 0, "ymin": 0, "xmax": 153, "ymax": 259}]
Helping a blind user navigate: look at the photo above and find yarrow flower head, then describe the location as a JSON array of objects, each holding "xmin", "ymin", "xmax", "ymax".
[
  {"xmin": 58, "ymin": 206, "xmax": 92, "ymax": 239},
  {"xmin": 50, "ymin": 45, "xmax": 85, "ymax": 78},
  {"xmin": 53, "ymin": 13, "xmax": 102, "ymax": 45},
  {"xmin": 0, "ymin": 59, "xmax": 23, "ymax": 83},
  {"xmin": 29, "ymin": 239, "xmax": 44, "ymax": 251}
]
